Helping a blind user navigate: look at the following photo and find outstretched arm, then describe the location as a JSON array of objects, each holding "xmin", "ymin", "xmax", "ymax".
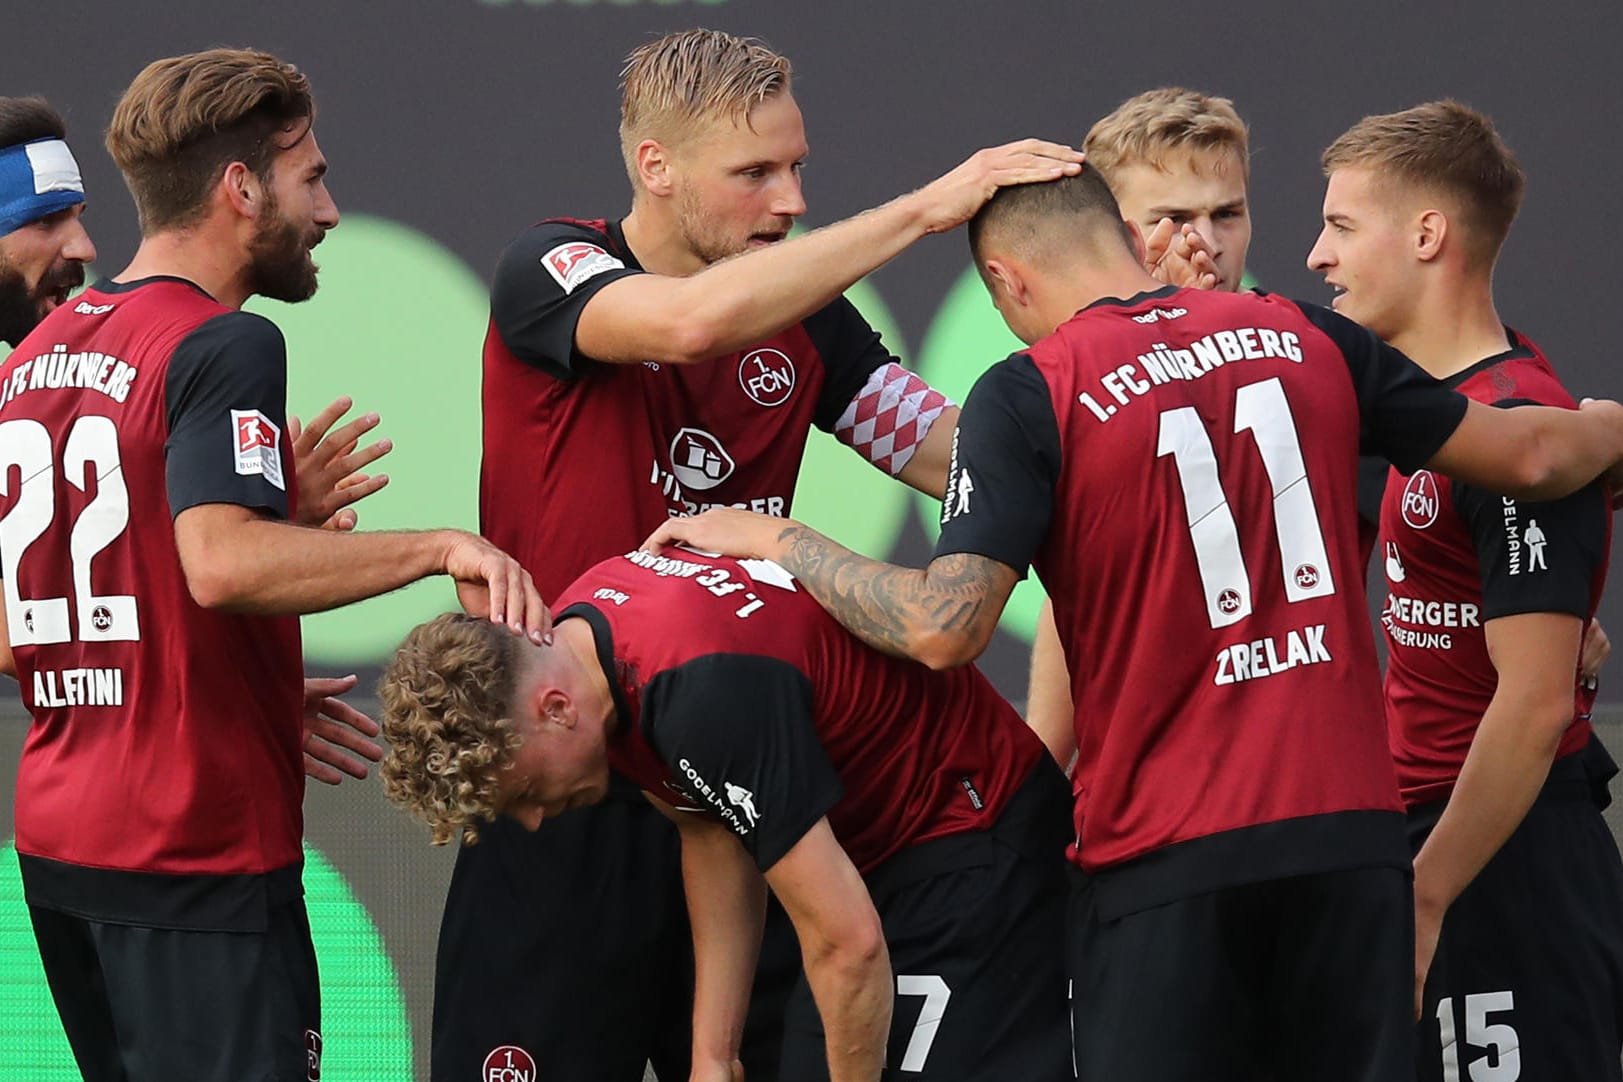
[
  {"xmin": 1426, "ymin": 398, "xmax": 1623, "ymax": 501},
  {"xmin": 644, "ymin": 510, "xmax": 1017, "ymax": 669}
]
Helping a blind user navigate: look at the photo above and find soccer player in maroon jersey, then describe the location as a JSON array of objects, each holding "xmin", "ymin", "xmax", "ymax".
[
  {"xmin": 0, "ymin": 50, "xmax": 547, "ymax": 1082},
  {"xmin": 445, "ymin": 28, "xmax": 1085, "ymax": 1081},
  {"xmin": 648, "ymin": 166, "xmax": 1623, "ymax": 1080},
  {"xmin": 379, "ymin": 550, "xmax": 1074, "ymax": 1082},
  {"xmin": 0, "ymin": 97, "xmax": 96, "ymax": 348},
  {"xmin": 1309, "ymin": 101, "xmax": 1623, "ymax": 1080}
]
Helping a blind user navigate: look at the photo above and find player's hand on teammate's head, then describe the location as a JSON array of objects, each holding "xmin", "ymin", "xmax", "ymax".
[
  {"xmin": 911, "ymin": 139, "xmax": 1084, "ymax": 235},
  {"xmin": 301, "ymin": 674, "xmax": 384, "ymax": 786},
  {"xmin": 441, "ymin": 531, "xmax": 552, "ymax": 645},
  {"xmin": 640, "ymin": 508, "xmax": 782, "ymax": 561},
  {"xmin": 290, "ymin": 395, "xmax": 393, "ymax": 529}
]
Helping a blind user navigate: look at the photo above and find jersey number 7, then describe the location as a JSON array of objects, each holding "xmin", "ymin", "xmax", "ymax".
[{"xmin": 1157, "ymin": 377, "xmax": 1336, "ymax": 630}]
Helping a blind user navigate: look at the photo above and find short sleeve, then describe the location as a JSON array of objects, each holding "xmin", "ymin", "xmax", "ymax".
[
  {"xmin": 801, "ymin": 296, "xmax": 899, "ymax": 431},
  {"xmin": 1292, "ymin": 299, "xmax": 1469, "ymax": 473},
  {"xmin": 1452, "ymin": 402, "xmax": 1607, "ymax": 621},
  {"xmin": 163, "ymin": 311, "xmax": 290, "ymax": 520},
  {"xmin": 489, "ymin": 222, "xmax": 642, "ymax": 380},
  {"xmin": 932, "ymin": 353, "xmax": 1061, "ymax": 577},
  {"xmin": 640, "ymin": 654, "xmax": 844, "ymax": 872}
]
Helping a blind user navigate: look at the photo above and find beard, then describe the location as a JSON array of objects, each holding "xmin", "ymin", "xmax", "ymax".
[
  {"xmin": 0, "ymin": 258, "xmax": 85, "ymax": 348},
  {"xmin": 674, "ymin": 185, "xmax": 751, "ymax": 267},
  {"xmin": 247, "ymin": 195, "xmax": 322, "ymax": 303}
]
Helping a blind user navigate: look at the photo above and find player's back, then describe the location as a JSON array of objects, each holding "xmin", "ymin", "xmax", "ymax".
[
  {"xmin": 1030, "ymin": 287, "xmax": 1401, "ymax": 894},
  {"xmin": 556, "ymin": 550, "xmax": 1043, "ymax": 871},
  {"xmin": 0, "ymin": 279, "xmax": 304, "ymax": 879}
]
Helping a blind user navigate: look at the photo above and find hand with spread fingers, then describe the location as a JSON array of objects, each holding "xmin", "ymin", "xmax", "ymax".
[
  {"xmin": 907, "ymin": 138, "xmax": 1085, "ymax": 235},
  {"xmin": 302, "ymin": 675, "xmax": 384, "ymax": 786},
  {"xmin": 290, "ymin": 395, "xmax": 393, "ymax": 530}
]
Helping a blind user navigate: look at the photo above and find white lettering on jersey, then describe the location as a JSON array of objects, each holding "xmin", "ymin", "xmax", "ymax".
[
  {"xmin": 539, "ymin": 242, "xmax": 625, "ymax": 294},
  {"xmin": 677, "ymin": 757, "xmax": 751, "ymax": 836},
  {"xmin": 231, "ymin": 409, "xmax": 284, "ymax": 490},
  {"xmin": 1402, "ymin": 472, "xmax": 1440, "ymax": 529},
  {"xmin": 0, "ymin": 344, "xmax": 137, "ymax": 409},
  {"xmin": 1501, "ymin": 497, "xmax": 1522, "ymax": 574},
  {"xmin": 1077, "ymin": 328, "xmax": 1304, "ymax": 425},
  {"xmin": 1212, "ymin": 624, "xmax": 1331, "ymax": 685},
  {"xmin": 31, "ymin": 667, "xmax": 125, "ymax": 707}
]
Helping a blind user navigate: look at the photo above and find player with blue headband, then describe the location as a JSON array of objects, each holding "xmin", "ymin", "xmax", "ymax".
[{"xmin": 0, "ymin": 96, "xmax": 95, "ymax": 346}]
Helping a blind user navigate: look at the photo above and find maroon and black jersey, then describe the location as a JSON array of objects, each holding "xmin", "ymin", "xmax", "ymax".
[
  {"xmin": 1381, "ymin": 334, "xmax": 1609, "ymax": 807},
  {"xmin": 0, "ymin": 277, "xmax": 304, "ymax": 924},
  {"xmin": 480, "ymin": 217, "xmax": 895, "ymax": 601},
  {"xmin": 552, "ymin": 550, "xmax": 1044, "ymax": 874},
  {"xmin": 934, "ymin": 285, "xmax": 1468, "ymax": 915}
]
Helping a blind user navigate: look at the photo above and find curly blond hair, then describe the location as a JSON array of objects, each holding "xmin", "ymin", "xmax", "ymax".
[{"xmin": 378, "ymin": 613, "xmax": 525, "ymax": 845}]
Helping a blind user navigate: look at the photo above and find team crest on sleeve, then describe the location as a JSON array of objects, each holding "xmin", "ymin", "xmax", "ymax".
[
  {"xmin": 231, "ymin": 409, "xmax": 284, "ymax": 491},
  {"xmin": 482, "ymin": 1045, "xmax": 536, "ymax": 1082},
  {"xmin": 540, "ymin": 242, "xmax": 625, "ymax": 294}
]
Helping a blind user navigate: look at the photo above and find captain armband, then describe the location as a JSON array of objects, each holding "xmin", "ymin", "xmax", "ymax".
[{"xmin": 832, "ymin": 363, "xmax": 955, "ymax": 476}]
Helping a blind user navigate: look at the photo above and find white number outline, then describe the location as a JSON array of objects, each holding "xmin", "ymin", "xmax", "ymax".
[
  {"xmin": 1156, "ymin": 377, "xmax": 1335, "ymax": 629},
  {"xmin": 0, "ymin": 416, "xmax": 139, "ymax": 645},
  {"xmin": 1437, "ymin": 991, "xmax": 1519, "ymax": 1082},
  {"xmin": 895, "ymin": 973, "xmax": 951, "ymax": 1072}
]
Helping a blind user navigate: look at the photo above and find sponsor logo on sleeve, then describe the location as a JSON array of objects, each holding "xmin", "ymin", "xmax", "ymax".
[
  {"xmin": 1524, "ymin": 518, "xmax": 1548, "ymax": 572},
  {"xmin": 231, "ymin": 409, "xmax": 284, "ymax": 490},
  {"xmin": 739, "ymin": 348, "xmax": 796, "ymax": 407},
  {"xmin": 724, "ymin": 782, "xmax": 760, "ymax": 828},
  {"xmin": 540, "ymin": 242, "xmax": 625, "ymax": 294}
]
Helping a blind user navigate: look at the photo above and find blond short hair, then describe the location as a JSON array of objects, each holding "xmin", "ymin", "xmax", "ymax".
[
  {"xmin": 1322, "ymin": 100, "xmax": 1524, "ymax": 263},
  {"xmin": 619, "ymin": 28, "xmax": 791, "ymax": 187},
  {"xmin": 106, "ymin": 47, "xmax": 314, "ymax": 234},
  {"xmin": 378, "ymin": 614, "xmax": 525, "ymax": 846},
  {"xmin": 1084, "ymin": 87, "xmax": 1250, "ymax": 181}
]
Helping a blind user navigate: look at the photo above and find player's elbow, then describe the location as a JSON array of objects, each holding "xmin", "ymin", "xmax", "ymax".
[
  {"xmin": 182, "ymin": 560, "xmax": 246, "ymax": 610},
  {"xmin": 913, "ymin": 626, "xmax": 989, "ymax": 671}
]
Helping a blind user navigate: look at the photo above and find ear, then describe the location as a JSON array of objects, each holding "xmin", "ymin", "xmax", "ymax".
[
  {"xmin": 981, "ymin": 257, "xmax": 1030, "ymax": 308},
  {"xmin": 221, "ymin": 160, "xmax": 262, "ymax": 220},
  {"xmin": 535, "ymin": 686, "xmax": 578, "ymax": 731},
  {"xmin": 1414, "ymin": 208, "xmax": 1448, "ymax": 263},
  {"xmin": 636, "ymin": 139, "xmax": 675, "ymax": 199},
  {"xmin": 1125, "ymin": 218, "xmax": 1149, "ymax": 267}
]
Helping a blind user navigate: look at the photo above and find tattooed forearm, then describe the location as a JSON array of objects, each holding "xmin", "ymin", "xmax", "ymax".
[{"xmin": 773, "ymin": 525, "xmax": 1016, "ymax": 667}]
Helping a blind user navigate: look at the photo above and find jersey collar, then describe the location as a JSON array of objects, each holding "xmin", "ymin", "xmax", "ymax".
[
  {"xmin": 1440, "ymin": 326, "xmax": 1539, "ymax": 389},
  {"xmin": 556, "ymin": 602, "xmax": 636, "ymax": 737},
  {"xmin": 1080, "ymin": 283, "xmax": 1181, "ymax": 314}
]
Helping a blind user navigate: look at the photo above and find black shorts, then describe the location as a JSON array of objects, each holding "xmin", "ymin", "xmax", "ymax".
[
  {"xmin": 432, "ymin": 795, "xmax": 798, "ymax": 1082},
  {"xmin": 778, "ymin": 763, "xmax": 1074, "ymax": 1082},
  {"xmin": 1068, "ymin": 863, "xmax": 1413, "ymax": 1081},
  {"xmin": 1411, "ymin": 747, "xmax": 1623, "ymax": 1082},
  {"xmin": 28, "ymin": 896, "xmax": 320, "ymax": 1082}
]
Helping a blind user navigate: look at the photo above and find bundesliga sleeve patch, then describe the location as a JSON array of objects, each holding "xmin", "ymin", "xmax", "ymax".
[
  {"xmin": 834, "ymin": 362, "xmax": 954, "ymax": 476},
  {"xmin": 231, "ymin": 409, "xmax": 285, "ymax": 491},
  {"xmin": 540, "ymin": 242, "xmax": 625, "ymax": 294}
]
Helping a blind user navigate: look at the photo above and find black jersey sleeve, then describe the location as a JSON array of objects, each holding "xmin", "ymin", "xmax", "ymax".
[
  {"xmin": 802, "ymin": 296, "xmax": 901, "ymax": 431},
  {"xmin": 1452, "ymin": 401, "xmax": 1607, "ymax": 621},
  {"xmin": 1292, "ymin": 299, "xmax": 1469, "ymax": 472},
  {"xmin": 163, "ymin": 310, "xmax": 290, "ymax": 520},
  {"xmin": 932, "ymin": 353, "xmax": 1061, "ymax": 576},
  {"xmin": 640, "ymin": 653, "xmax": 845, "ymax": 873},
  {"xmin": 488, "ymin": 221, "xmax": 643, "ymax": 380}
]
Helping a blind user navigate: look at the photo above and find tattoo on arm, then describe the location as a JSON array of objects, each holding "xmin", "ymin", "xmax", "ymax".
[{"xmin": 774, "ymin": 525, "xmax": 1009, "ymax": 660}]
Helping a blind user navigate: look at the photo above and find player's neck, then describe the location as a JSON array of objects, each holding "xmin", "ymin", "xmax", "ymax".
[
  {"xmin": 117, "ymin": 231, "xmax": 254, "ymax": 310},
  {"xmin": 620, "ymin": 204, "xmax": 706, "ymax": 278},
  {"xmin": 1385, "ymin": 280, "xmax": 1508, "ymax": 382},
  {"xmin": 553, "ymin": 618, "xmax": 619, "ymax": 737}
]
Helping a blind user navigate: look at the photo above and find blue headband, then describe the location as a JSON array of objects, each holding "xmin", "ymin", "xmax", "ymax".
[{"xmin": 0, "ymin": 137, "xmax": 85, "ymax": 236}]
